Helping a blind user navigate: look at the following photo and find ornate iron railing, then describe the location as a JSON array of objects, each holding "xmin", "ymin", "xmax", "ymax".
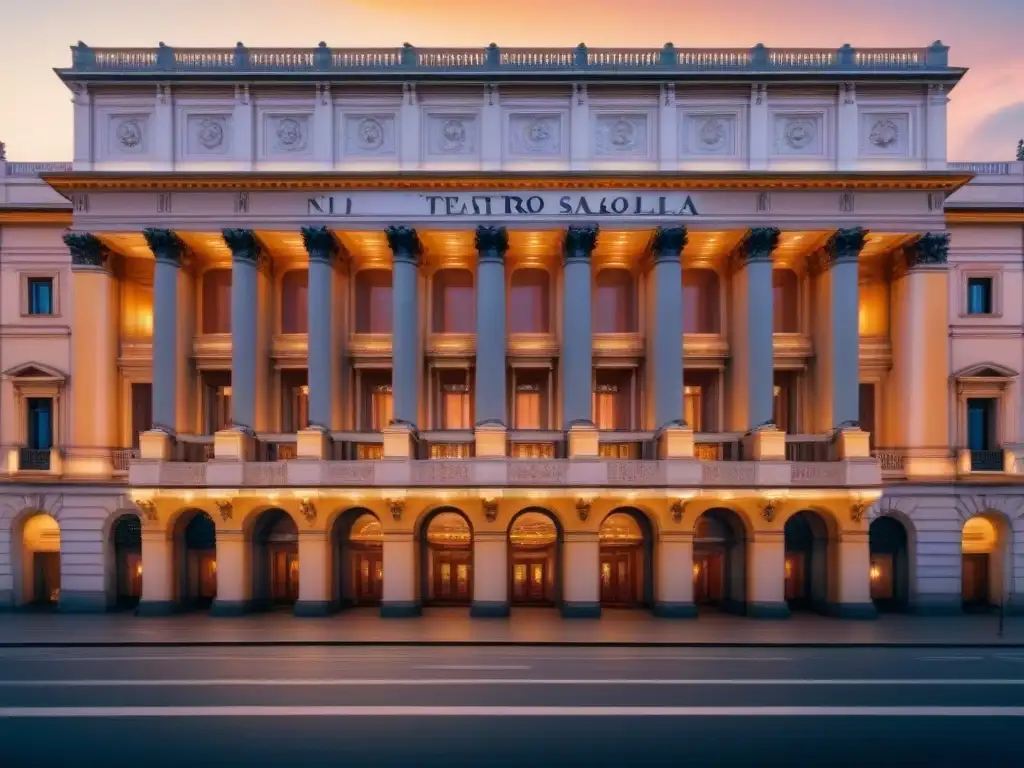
[{"xmin": 63, "ymin": 41, "xmax": 953, "ymax": 75}]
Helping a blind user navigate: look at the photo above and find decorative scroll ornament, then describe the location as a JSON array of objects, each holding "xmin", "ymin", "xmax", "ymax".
[
  {"xmin": 474, "ymin": 225, "xmax": 509, "ymax": 262},
  {"xmin": 389, "ymin": 499, "xmax": 405, "ymax": 522},
  {"xmin": 134, "ymin": 499, "xmax": 157, "ymax": 524},
  {"xmin": 761, "ymin": 501, "xmax": 777, "ymax": 523},
  {"xmin": 215, "ymin": 500, "xmax": 233, "ymax": 522},
  {"xmin": 299, "ymin": 498, "xmax": 317, "ymax": 524},
  {"xmin": 670, "ymin": 500, "xmax": 686, "ymax": 524},
  {"xmin": 906, "ymin": 232, "xmax": 950, "ymax": 267},
  {"xmin": 483, "ymin": 499, "xmax": 499, "ymax": 523},
  {"xmin": 222, "ymin": 228, "xmax": 259, "ymax": 263},
  {"xmin": 117, "ymin": 118, "xmax": 143, "ymax": 148},
  {"xmin": 384, "ymin": 226, "xmax": 421, "ymax": 263},
  {"xmin": 300, "ymin": 225, "xmax": 338, "ymax": 263},
  {"xmin": 142, "ymin": 228, "xmax": 184, "ymax": 265},
  {"xmin": 564, "ymin": 225, "xmax": 599, "ymax": 263},
  {"xmin": 63, "ymin": 232, "xmax": 106, "ymax": 268},
  {"xmin": 850, "ymin": 502, "xmax": 868, "ymax": 523},
  {"xmin": 576, "ymin": 498, "xmax": 591, "ymax": 522},
  {"xmin": 652, "ymin": 226, "xmax": 688, "ymax": 261}
]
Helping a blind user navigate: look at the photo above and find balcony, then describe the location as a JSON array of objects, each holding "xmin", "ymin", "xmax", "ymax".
[
  {"xmin": 593, "ymin": 332, "xmax": 644, "ymax": 358},
  {"xmin": 772, "ymin": 333, "xmax": 813, "ymax": 368},
  {"xmin": 964, "ymin": 449, "xmax": 1005, "ymax": 473},
  {"xmin": 17, "ymin": 448, "xmax": 51, "ymax": 472},
  {"xmin": 193, "ymin": 333, "xmax": 231, "ymax": 369},
  {"xmin": 426, "ymin": 333, "xmax": 475, "ymax": 358},
  {"xmin": 507, "ymin": 333, "xmax": 559, "ymax": 360},
  {"xmin": 271, "ymin": 333, "xmax": 308, "ymax": 365},
  {"xmin": 684, "ymin": 334, "xmax": 729, "ymax": 365},
  {"xmin": 348, "ymin": 333, "xmax": 392, "ymax": 358}
]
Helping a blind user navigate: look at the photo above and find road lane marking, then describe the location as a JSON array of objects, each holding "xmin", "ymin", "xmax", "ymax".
[
  {"xmin": 414, "ymin": 665, "xmax": 532, "ymax": 671},
  {"xmin": 0, "ymin": 705, "xmax": 1023, "ymax": 718},
  {"xmin": 918, "ymin": 656, "xmax": 984, "ymax": 661},
  {"xmin": 1, "ymin": 678, "xmax": 1022, "ymax": 687}
]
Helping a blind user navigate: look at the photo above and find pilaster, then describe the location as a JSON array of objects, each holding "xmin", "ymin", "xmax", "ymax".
[
  {"xmin": 210, "ymin": 530, "xmax": 248, "ymax": 616},
  {"xmin": 654, "ymin": 530, "xmax": 697, "ymax": 617},
  {"xmin": 136, "ymin": 529, "xmax": 175, "ymax": 616},
  {"xmin": 399, "ymin": 83, "xmax": 421, "ymax": 168},
  {"xmin": 471, "ymin": 531, "xmax": 509, "ymax": 617},
  {"xmin": 749, "ymin": 84, "xmax": 769, "ymax": 171},
  {"xmin": 570, "ymin": 83, "xmax": 589, "ymax": 170},
  {"xmin": 295, "ymin": 530, "xmax": 331, "ymax": 616},
  {"xmin": 71, "ymin": 83, "xmax": 93, "ymax": 170},
  {"xmin": 561, "ymin": 530, "xmax": 600, "ymax": 618},
  {"xmin": 658, "ymin": 83, "xmax": 678, "ymax": 170},
  {"xmin": 153, "ymin": 83, "xmax": 174, "ymax": 166},
  {"xmin": 386, "ymin": 226, "xmax": 422, "ymax": 428},
  {"xmin": 746, "ymin": 531, "xmax": 789, "ymax": 618},
  {"xmin": 561, "ymin": 225, "xmax": 599, "ymax": 427},
  {"xmin": 831, "ymin": 529, "xmax": 877, "ymax": 619},
  {"xmin": 481, "ymin": 85, "xmax": 502, "ymax": 171},
  {"xmin": 925, "ymin": 83, "xmax": 949, "ymax": 170},
  {"xmin": 836, "ymin": 83, "xmax": 858, "ymax": 170},
  {"xmin": 381, "ymin": 531, "xmax": 420, "ymax": 617}
]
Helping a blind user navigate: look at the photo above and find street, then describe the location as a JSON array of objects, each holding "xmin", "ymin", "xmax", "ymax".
[{"xmin": 0, "ymin": 646, "xmax": 1021, "ymax": 765}]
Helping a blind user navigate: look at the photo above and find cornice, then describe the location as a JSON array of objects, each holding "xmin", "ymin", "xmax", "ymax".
[
  {"xmin": 41, "ymin": 171, "xmax": 974, "ymax": 195},
  {"xmin": 0, "ymin": 210, "xmax": 73, "ymax": 226},
  {"xmin": 945, "ymin": 210, "xmax": 1024, "ymax": 225}
]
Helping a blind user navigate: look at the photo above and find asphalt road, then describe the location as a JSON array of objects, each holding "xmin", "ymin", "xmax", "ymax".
[{"xmin": 1, "ymin": 646, "xmax": 1022, "ymax": 766}]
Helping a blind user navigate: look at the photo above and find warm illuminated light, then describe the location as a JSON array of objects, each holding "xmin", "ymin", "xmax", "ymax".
[
  {"xmin": 692, "ymin": 562, "xmax": 701, "ymax": 577},
  {"xmin": 211, "ymin": 560, "xmax": 217, "ymax": 572},
  {"xmin": 869, "ymin": 564, "xmax": 881, "ymax": 582},
  {"xmin": 784, "ymin": 559, "xmax": 793, "ymax": 578},
  {"xmin": 135, "ymin": 563, "xmax": 143, "ymax": 576}
]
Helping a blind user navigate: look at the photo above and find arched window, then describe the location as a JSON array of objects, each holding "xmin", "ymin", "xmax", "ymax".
[
  {"xmin": 594, "ymin": 268, "xmax": 635, "ymax": 333},
  {"xmin": 432, "ymin": 269, "xmax": 475, "ymax": 333},
  {"xmin": 354, "ymin": 269, "xmax": 392, "ymax": 334},
  {"xmin": 509, "ymin": 268, "xmax": 550, "ymax": 333},
  {"xmin": 773, "ymin": 269, "xmax": 799, "ymax": 333},
  {"xmin": 682, "ymin": 268, "xmax": 720, "ymax": 333},
  {"xmin": 280, "ymin": 269, "xmax": 308, "ymax": 334},
  {"xmin": 202, "ymin": 268, "xmax": 232, "ymax": 334}
]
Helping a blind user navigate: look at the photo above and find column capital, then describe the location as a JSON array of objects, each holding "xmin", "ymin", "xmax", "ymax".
[
  {"xmin": 221, "ymin": 228, "xmax": 260, "ymax": 264},
  {"xmin": 651, "ymin": 225, "xmax": 688, "ymax": 262},
  {"xmin": 385, "ymin": 225, "xmax": 422, "ymax": 264},
  {"xmin": 63, "ymin": 232, "xmax": 108, "ymax": 270},
  {"xmin": 474, "ymin": 225, "xmax": 508, "ymax": 263},
  {"xmin": 905, "ymin": 231, "xmax": 950, "ymax": 268},
  {"xmin": 300, "ymin": 225, "xmax": 339, "ymax": 264},
  {"xmin": 824, "ymin": 226, "xmax": 867, "ymax": 265},
  {"xmin": 143, "ymin": 228, "xmax": 184, "ymax": 266},
  {"xmin": 563, "ymin": 224, "xmax": 599, "ymax": 264},
  {"xmin": 737, "ymin": 226, "xmax": 780, "ymax": 264}
]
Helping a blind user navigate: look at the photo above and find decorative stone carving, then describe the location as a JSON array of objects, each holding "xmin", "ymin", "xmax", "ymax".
[
  {"xmin": 357, "ymin": 117, "xmax": 385, "ymax": 149},
  {"xmin": 142, "ymin": 228, "xmax": 184, "ymax": 266},
  {"xmin": 906, "ymin": 232, "xmax": 950, "ymax": 267},
  {"xmin": 299, "ymin": 498, "xmax": 317, "ymax": 524},
  {"xmin": 235, "ymin": 192, "xmax": 250, "ymax": 214},
  {"xmin": 869, "ymin": 118, "xmax": 899, "ymax": 149},
  {"xmin": 757, "ymin": 192, "xmax": 771, "ymax": 212},
  {"xmin": 483, "ymin": 499, "xmax": 499, "ymax": 523},
  {"xmin": 222, "ymin": 228, "xmax": 259, "ymax": 263},
  {"xmin": 510, "ymin": 114, "xmax": 561, "ymax": 156},
  {"xmin": 63, "ymin": 232, "xmax": 106, "ymax": 268},
  {"xmin": 389, "ymin": 499, "xmax": 405, "ymax": 522},
  {"xmin": 475, "ymin": 225, "xmax": 508, "ymax": 262},
  {"xmin": 698, "ymin": 117, "xmax": 727, "ymax": 150},
  {"xmin": 116, "ymin": 118, "xmax": 143, "ymax": 149},
  {"xmin": 0, "ymin": 140, "xmax": 5, "ymax": 160},
  {"xmin": 825, "ymin": 227, "xmax": 867, "ymax": 264},
  {"xmin": 774, "ymin": 114, "xmax": 821, "ymax": 155},
  {"xmin": 300, "ymin": 226, "xmax": 338, "ymax": 263},
  {"xmin": 596, "ymin": 115, "xmax": 647, "ymax": 155},
  {"xmin": 670, "ymin": 500, "xmax": 686, "ymax": 524},
  {"xmin": 652, "ymin": 226, "xmax": 688, "ymax": 261},
  {"xmin": 564, "ymin": 225, "xmax": 599, "ymax": 263},
  {"xmin": 851, "ymin": 502, "xmax": 868, "ymax": 523},
  {"xmin": 737, "ymin": 227, "xmax": 780, "ymax": 264},
  {"xmin": 761, "ymin": 501, "xmax": 777, "ymax": 523},
  {"xmin": 426, "ymin": 114, "xmax": 477, "ymax": 156},
  {"xmin": 197, "ymin": 117, "xmax": 225, "ymax": 149},
  {"xmin": 785, "ymin": 119, "xmax": 814, "ymax": 149},
  {"xmin": 752, "ymin": 83, "xmax": 766, "ymax": 105},
  {"xmin": 608, "ymin": 462, "xmax": 660, "ymax": 484},
  {"xmin": 272, "ymin": 116, "xmax": 308, "ymax": 153},
  {"xmin": 576, "ymin": 498, "xmax": 591, "ymax": 522},
  {"xmin": 215, "ymin": 500, "xmax": 233, "ymax": 522},
  {"xmin": 839, "ymin": 191, "xmax": 855, "ymax": 213},
  {"xmin": 441, "ymin": 118, "xmax": 467, "ymax": 152},
  {"xmin": 507, "ymin": 462, "xmax": 568, "ymax": 484},
  {"xmin": 134, "ymin": 499, "xmax": 157, "ymax": 524},
  {"xmin": 385, "ymin": 226, "xmax": 422, "ymax": 263}
]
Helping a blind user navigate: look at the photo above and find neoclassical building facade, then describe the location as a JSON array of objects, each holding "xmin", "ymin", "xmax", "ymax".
[{"xmin": 0, "ymin": 40, "xmax": 1021, "ymax": 618}]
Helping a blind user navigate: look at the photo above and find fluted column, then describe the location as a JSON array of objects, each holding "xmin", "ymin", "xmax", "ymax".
[
  {"xmin": 730, "ymin": 227, "xmax": 780, "ymax": 430},
  {"xmin": 143, "ymin": 228, "xmax": 184, "ymax": 434},
  {"xmin": 222, "ymin": 229, "xmax": 259, "ymax": 432},
  {"xmin": 301, "ymin": 226, "xmax": 338, "ymax": 430},
  {"xmin": 474, "ymin": 226, "xmax": 509, "ymax": 425},
  {"xmin": 561, "ymin": 225, "xmax": 599, "ymax": 426},
  {"xmin": 385, "ymin": 226, "xmax": 422, "ymax": 427},
  {"xmin": 651, "ymin": 226, "xmax": 687, "ymax": 430},
  {"xmin": 823, "ymin": 227, "xmax": 867, "ymax": 428}
]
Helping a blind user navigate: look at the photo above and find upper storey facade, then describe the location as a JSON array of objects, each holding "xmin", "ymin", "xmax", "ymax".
[{"xmin": 59, "ymin": 41, "xmax": 961, "ymax": 173}]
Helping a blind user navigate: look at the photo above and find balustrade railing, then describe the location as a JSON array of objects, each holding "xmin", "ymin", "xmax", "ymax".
[
  {"xmin": 969, "ymin": 450, "xmax": 1004, "ymax": 472},
  {"xmin": 948, "ymin": 162, "xmax": 1014, "ymax": 175},
  {"xmin": 785, "ymin": 435, "xmax": 832, "ymax": 463},
  {"xmin": 64, "ymin": 41, "xmax": 952, "ymax": 75},
  {"xmin": 3, "ymin": 162, "xmax": 74, "ymax": 176},
  {"xmin": 17, "ymin": 448, "xmax": 51, "ymax": 471}
]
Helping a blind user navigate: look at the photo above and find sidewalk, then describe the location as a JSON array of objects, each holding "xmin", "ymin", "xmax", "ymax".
[{"xmin": 0, "ymin": 609, "xmax": 1022, "ymax": 647}]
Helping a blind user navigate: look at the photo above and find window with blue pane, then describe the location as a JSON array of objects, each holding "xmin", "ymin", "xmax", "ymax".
[
  {"xmin": 966, "ymin": 398, "xmax": 996, "ymax": 451},
  {"xmin": 27, "ymin": 278, "xmax": 54, "ymax": 315},
  {"xmin": 966, "ymin": 277, "xmax": 993, "ymax": 315},
  {"xmin": 26, "ymin": 398, "xmax": 53, "ymax": 450}
]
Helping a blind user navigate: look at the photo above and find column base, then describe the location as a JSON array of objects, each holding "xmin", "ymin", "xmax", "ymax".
[
  {"xmin": 911, "ymin": 596, "xmax": 963, "ymax": 616},
  {"xmin": 139, "ymin": 430, "xmax": 175, "ymax": 461},
  {"xmin": 561, "ymin": 601, "xmax": 601, "ymax": 619},
  {"xmin": 742, "ymin": 427, "xmax": 786, "ymax": 461},
  {"xmin": 296, "ymin": 428, "xmax": 331, "ymax": 460},
  {"xmin": 474, "ymin": 423, "xmax": 507, "ymax": 458},
  {"xmin": 657, "ymin": 426, "xmax": 694, "ymax": 459},
  {"xmin": 214, "ymin": 429, "xmax": 254, "ymax": 461},
  {"xmin": 653, "ymin": 601, "xmax": 697, "ymax": 619},
  {"xmin": 380, "ymin": 600, "xmax": 422, "ymax": 618},
  {"xmin": 567, "ymin": 422, "xmax": 599, "ymax": 458},
  {"xmin": 294, "ymin": 600, "xmax": 332, "ymax": 617},
  {"xmin": 825, "ymin": 602, "xmax": 878, "ymax": 620},
  {"xmin": 745, "ymin": 601, "xmax": 791, "ymax": 619},
  {"xmin": 210, "ymin": 599, "xmax": 250, "ymax": 617},
  {"xmin": 136, "ymin": 600, "xmax": 177, "ymax": 616},
  {"xmin": 383, "ymin": 423, "xmax": 417, "ymax": 459},
  {"xmin": 470, "ymin": 600, "xmax": 510, "ymax": 618},
  {"xmin": 58, "ymin": 591, "xmax": 107, "ymax": 613}
]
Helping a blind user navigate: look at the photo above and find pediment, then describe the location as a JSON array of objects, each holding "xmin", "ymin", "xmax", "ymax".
[
  {"xmin": 1, "ymin": 361, "xmax": 68, "ymax": 382},
  {"xmin": 952, "ymin": 362, "xmax": 1018, "ymax": 380}
]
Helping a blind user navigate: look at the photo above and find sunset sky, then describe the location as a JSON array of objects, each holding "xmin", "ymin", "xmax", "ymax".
[{"xmin": 1, "ymin": 0, "xmax": 1021, "ymax": 161}]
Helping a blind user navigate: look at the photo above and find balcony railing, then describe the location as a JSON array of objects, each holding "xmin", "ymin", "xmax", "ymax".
[
  {"xmin": 785, "ymin": 435, "xmax": 832, "ymax": 463},
  {"xmin": 17, "ymin": 448, "xmax": 51, "ymax": 471},
  {"xmin": 872, "ymin": 449, "xmax": 906, "ymax": 479},
  {"xmin": 112, "ymin": 448, "xmax": 139, "ymax": 473},
  {"xmin": 948, "ymin": 162, "xmax": 1014, "ymax": 175},
  {"xmin": 969, "ymin": 450, "xmax": 1004, "ymax": 472},
  {"xmin": 63, "ymin": 41, "xmax": 953, "ymax": 76},
  {"xmin": 3, "ymin": 162, "xmax": 73, "ymax": 176}
]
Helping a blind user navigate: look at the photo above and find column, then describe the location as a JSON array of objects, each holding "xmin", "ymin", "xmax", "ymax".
[
  {"xmin": 889, "ymin": 233, "xmax": 952, "ymax": 477},
  {"xmin": 561, "ymin": 531, "xmax": 600, "ymax": 617},
  {"xmin": 561, "ymin": 226, "xmax": 599, "ymax": 427},
  {"xmin": 385, "ymin": 227, "xmax": 422, "ymax": 428},
  {"xmin": 381, "ymin": 531, "xmax": 420, "ymax": 617},
  {"xmin": 746, "ymin": 531, "xmax": 789, "ymax": 618},
  {"xmin": 654, "ymin": 531, "xmax": 697, "ymax": 617},
  {"xmin": 474, "ymin": 226, "xmax": 509, "ymax": 425},
  {"xmin": 833, "ymin": 529, "xmax": 876, "ymax": 618},
  {"xmin": 295, "ymin": 530, "xmax": 331, "ymax": 616},
  {"xmin": 820, "ymin": 227, "xmax": 867, "ymax": 429},
  {"xmin": 64, "ymin": 233, "xmax": 116, "ymax": 477},
  {"xmin": 651, "ymin": 226, "xmax": 687, "ymax": 430},
  {"xmin": 301, "ymin": 226, "xmax": 338, "ymax": 431},
  {"xmin": 142, "ymin": 228, "xmax": 184, "ymax": 444},
  {"xmin": 223, "ymin": 229, "xmax": 259, "ymax": 434},
  {"xmin": 729, "ymin": 228, "xmax": 779, "ymax": 430},
  {"xmin": 211, "ymin": 529, "xmax": 248, "ymax": 616},
  {"xmin": 471, "ymin": 531, "xmax": 509, "ymax": 617},
  {"xmin": 137, "ymin": 529, "xmax": 175, "ymax": 615}
]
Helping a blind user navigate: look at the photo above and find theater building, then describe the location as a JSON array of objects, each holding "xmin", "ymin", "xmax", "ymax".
[{"xmin": 0, "ymin": 40, "xmax": 1022, "ymax": 618}]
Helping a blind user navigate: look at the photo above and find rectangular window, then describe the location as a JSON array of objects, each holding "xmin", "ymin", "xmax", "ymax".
[
  {"xmin": 773, "ymin": 371, "xmax": 800, "ymax": 433},
  {"xmin": 202, "ymin": 371, "xmax": 232, "ymax": 433},
  {"xmin": 966, "ymin": 277, "xmax": 993, "ymax": 315},
  {"xmin": 358, "ymin": 370, "xmax": 393, "ymax": 431},
  {"xmin": 966, "ymin": 397, "xmax": 997, "ymax": 451},
  {"xmin": 437, "ymin": 369, "xmax": 472, "ymax": 430},
  {"xmin": 592, "ymin": 369, "xmax": 634, "ymax": 430},
  {"xmin": 130, "ymin": 383, "xmax": 153, "ymax": 448},
  {"xmin": 26, "ymin": 398, "xmax": 53, "ymax": 450},
  {"xmin": 858, "ymin": 383, "xmax": 876, "ymax": 448},
  {"xmin": 511, "ymin": 369, "xmax": 549, "ymax": 430},
  {"xmin": 27, "ymin": 278, "xmax": 54, "ymax": 315},
  {"xmin": 281, "ymin": 370, "xmax": 309, "ymax": 432},
  {"xmin": 683, "ymin": 369, "xmax": 719, "ymax": 432}
]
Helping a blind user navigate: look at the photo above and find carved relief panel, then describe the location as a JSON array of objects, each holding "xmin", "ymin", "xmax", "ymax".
[
  {"xmin": 592, "ymin": 112, "xmax": 652, "ymax": 159},
  {"xmin": 679, "ymin": 110, "xmax": 742, "ymax": 158},
  {"xmin": 260, "ymin": 112, "xmax": 313, "ymax": 158},
  {"xmin": 340, "ymin": 112, "xmax": 398, "ymax": 158},
  {"xmin": 771, "ymin": 110, "xmax": 829, "ymax": 157},
  {"xmin": 181, "ymin": 111, "xmax": 233, "ymax": 157},
  {"xmin": 424, "ymin": 113, "xmax": 480, "ymax": 159},
  {"xmin": 104, "ymin": 112, "xmax": 152, "ymax": 157},
  {"xmin": 858, "ymin": 111, "xmax": 912, "ymax": 157},
  {"xmin": 507, "ymin": 113, "xmax": 565, "ymax": 159}
]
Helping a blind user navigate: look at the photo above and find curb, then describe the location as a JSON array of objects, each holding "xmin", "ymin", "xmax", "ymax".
[{"xmin": 0, "ymin": 641, "xmax": 1022, "ymax": 649}]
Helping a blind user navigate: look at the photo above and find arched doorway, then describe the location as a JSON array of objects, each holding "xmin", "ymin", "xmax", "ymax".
[
  {"xmin": 962, "ymin": 514, "xmax": 1009, "ymax": 612},
  {"xmin": 111, "ymin": 514, "xmax": 142, "ymax": 610},
  {"xmin": 333, "ymin": 510, "xmax": 383, "ymax": 607},
  {"xmin": 508, "ymin": 510, "xmax": 560, "ymax": 606},
  {"xmin": 869, "ymin": 516, "xmax": 909, "ymax": 612},
  {"xmin": 251, "ymin": 508, "xmax": 299, "ymax": 611},
  {"xmin": 175, "ymin": 509, "xmax": 216, "ymax": 610},
  {"xmin": 422, "ymin": 510, "xmax": 472, "ymax": 606},
  {"xmin": 784, "ymin": 510, "xmax": 833, "ymax": 613},
  {"xmin": 693, "ymin": 507, "xmax": 747, "ymax": 613},
  {"xmin": 599, "ymin": 510, "xmax": 651, "ymax": 608},
  {"xmin": 15, "ymin": 513, "xmax": 60, "ymax": 608}
]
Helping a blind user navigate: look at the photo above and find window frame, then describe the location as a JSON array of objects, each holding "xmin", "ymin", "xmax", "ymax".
[
  {"xmin": 959, "ymin": 270, "xmax": 1001, "ymax": 319},
  {"xmin": 20, "ymin": 272, "xmax": 61, "ymax": 318}
]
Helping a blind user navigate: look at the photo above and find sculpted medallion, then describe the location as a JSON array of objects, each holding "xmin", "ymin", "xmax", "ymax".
[
  {"xmin": 197, "ymin": 118, "xmax": 225, "ymax": 150},
  {"xmin": 116, "ymin": 118, "xmax": 143, "ymax": 149},
  {"xmin": 608, "ymin": 118, "xmax": 635, "ymax": 149},
  {"xmin": 869, "ymin": 118, "xmax": 899, "ymax": 149},
  {"xmin": 596, "ymin": 115, "xmax": 646, "ymax": 155},
  {"xmin": 698, "ymin": 117, "xmax": 727, "ymax": 151},
  {"xmin": 276, "ymin": 117, "xmax": 306, "ymax": 151},
  {"xmin": 357, "ymin": 117, "xmax": 385, "ymax": 150},
  {"xmin": 440, "ymin": 118, "xmax": 467, "ymax": 152},
  {"xmin": 784, "ymin": 118, "xmax": 815, "ymax": 150}
]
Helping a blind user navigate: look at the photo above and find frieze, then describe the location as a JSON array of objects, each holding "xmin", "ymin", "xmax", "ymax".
[
  {"xmin": 323, "ymin": 462, "xmax": 374, "ymax": 484},
  {"xmin": 701, "ymin": 462, "xmax": 756, "ymax": 486},
  {"xmin": 790, "ymin": 463, "xmax": 847, "ymax": 486},
  {"xmin": 607, "ymin": 461, "xmax": 661, "ymax": 485},
  {"xmin": 412, "ymin": 461, "xmax": 471, "ymax": 484},
  {"xmin": 507, "ymin": 461, "xmax": 568, "ymax": 484}
]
